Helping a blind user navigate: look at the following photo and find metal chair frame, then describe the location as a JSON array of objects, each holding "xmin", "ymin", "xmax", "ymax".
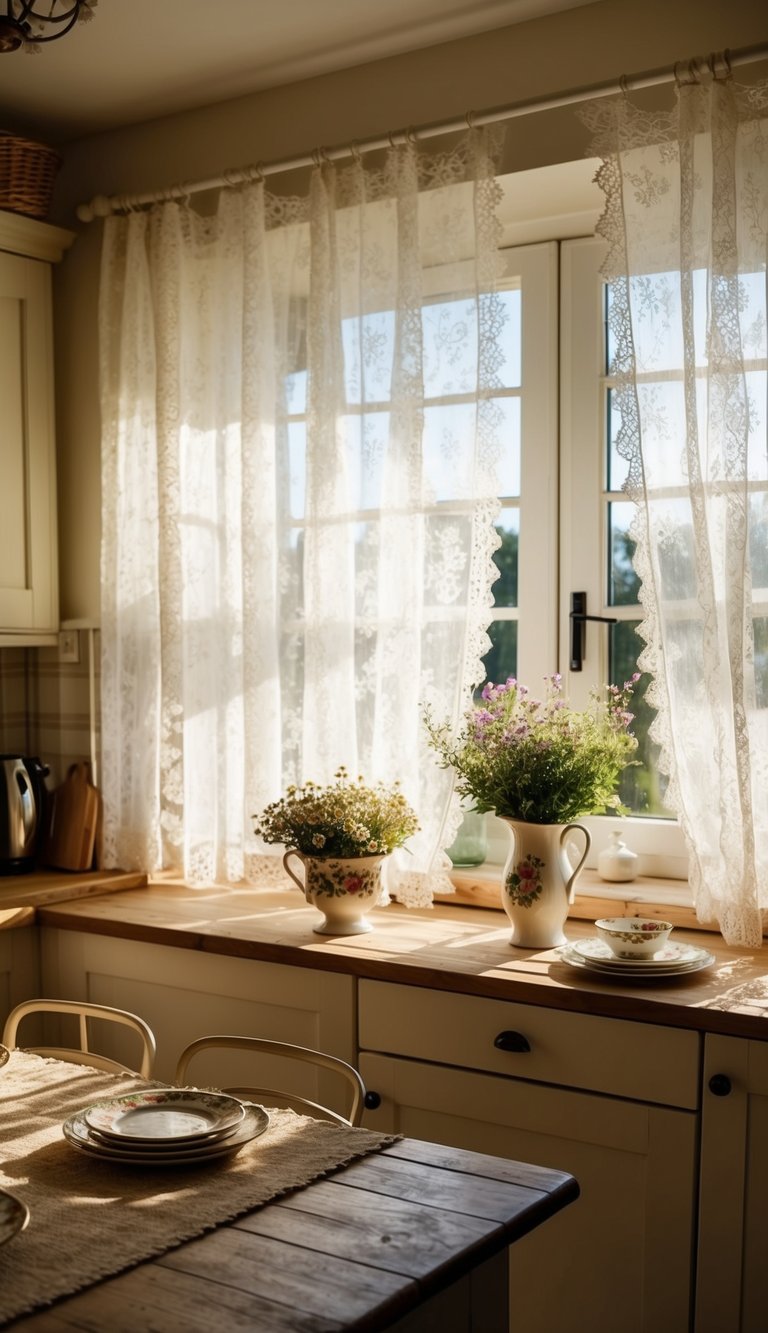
[
  {"xmin": 174, "ymin": 1035, "xmax": 365, "ymax": 1127},
  {"xmin": 2, "ymin": 999, "xmax": 157, "ymax": 1078}
]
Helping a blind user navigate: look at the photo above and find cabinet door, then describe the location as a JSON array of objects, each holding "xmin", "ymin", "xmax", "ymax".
[
  {"xmin": 697, "ymin": 1034, "xmax": 768, "ymax": 1333},
  {"xmin": 0, "ymin": 251, "xmax": 58, "ymax": 638},
  {"xmin": 361, "ymin": 1052, "xmax": 696, "ymax": 1333},
  {"xmin": 0, "ymin": 926, "xmax": 40, "ymax": 1022},
  {"xmin": 40, "ymin": 928, "xmax": 356, "ymax": 1110}
]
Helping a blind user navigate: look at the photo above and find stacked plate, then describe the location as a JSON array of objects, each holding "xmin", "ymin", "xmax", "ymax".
[
  {"xmin": 63, "ymin": 1088, "xmax": 269, "ymax": 1166},
  {"xmin": 558, "ymin": 937, "xmax": 715, "ymax": 981}
]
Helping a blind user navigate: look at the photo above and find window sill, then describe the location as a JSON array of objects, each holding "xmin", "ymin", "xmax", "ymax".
[{"xmin": 439, "ymin": 864, "xmax": 715, "ymax": 934}]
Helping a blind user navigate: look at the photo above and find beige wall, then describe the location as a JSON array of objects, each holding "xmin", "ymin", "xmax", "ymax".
[{"xmin": 50, "ymin": 0, "xmax": 768, "ymax": 621}]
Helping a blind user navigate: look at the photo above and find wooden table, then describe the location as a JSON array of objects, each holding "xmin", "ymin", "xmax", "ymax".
[{"xmin": 8, "ymin": 1137, "xmax": 578, "ymax": 1331}]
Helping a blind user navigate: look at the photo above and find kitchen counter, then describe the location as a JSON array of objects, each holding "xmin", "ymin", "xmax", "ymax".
[
  {"xmin": 0, "ymin": 869, "xmax": 147, "ymax": 910},
  {"xmin": 34, "ymin": 879, "xmax": 768, "ymax": 1042}
]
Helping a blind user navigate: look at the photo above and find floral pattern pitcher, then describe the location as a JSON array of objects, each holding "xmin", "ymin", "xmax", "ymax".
[{"xmin": 500, "ymin": 819, "xmax": 590, "ymax": 949}]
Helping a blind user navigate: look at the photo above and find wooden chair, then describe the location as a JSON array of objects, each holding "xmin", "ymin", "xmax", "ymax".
[
  {"xmin": 174, "ymin": 1035, "xmax": 366, "ymax": 1127},
  {"xmin": 2, "ymin": 999, "xmax": 156, "ymax": 1078}
]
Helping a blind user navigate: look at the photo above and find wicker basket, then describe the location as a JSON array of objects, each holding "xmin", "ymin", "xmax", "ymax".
[{"xmin": 0, "ymin": 131, "xmax": 61, "ymax": 220}]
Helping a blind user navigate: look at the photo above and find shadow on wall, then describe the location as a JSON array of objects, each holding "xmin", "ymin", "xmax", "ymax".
[{"xmin": 0, "ymin": 631, "xmax": 99, "ymax": 789}]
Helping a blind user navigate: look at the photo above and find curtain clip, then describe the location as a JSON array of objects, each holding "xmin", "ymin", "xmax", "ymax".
[
  {"xmin": 674, "ymin": 59, "xmax": 698, "ymax": 86},
  {"xmin": 711, "ymin": 49, "xmax": 732, "ymax": 80}
]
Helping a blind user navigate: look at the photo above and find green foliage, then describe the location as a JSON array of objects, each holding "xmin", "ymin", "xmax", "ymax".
[
  {"xmin": 425, "ymin": 674, "xmax": 639, "ymax": 825},
  {"xmin": 254, "ymin": 767, "xmax": 419, "ymax": 858}
]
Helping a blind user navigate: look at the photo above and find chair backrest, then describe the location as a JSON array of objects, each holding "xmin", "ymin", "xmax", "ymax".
[
  {"xmin": 2, "ymin": 999, "xmax": 156, "ymax": 1078},
  {"xmin": 174, "ymin": 1035, "xmax": 365, "ymax": 1127}
]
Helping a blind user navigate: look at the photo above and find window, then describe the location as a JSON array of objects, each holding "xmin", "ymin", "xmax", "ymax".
[{"xmin": 472, "ymin": 167, "xmax": 689, "ymax": 889}]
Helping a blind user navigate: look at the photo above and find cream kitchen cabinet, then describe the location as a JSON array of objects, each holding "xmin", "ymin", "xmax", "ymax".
[
  {"xmin": 0, "ymin": 211, "xmax": 74, "ymax": 643},
  {"xmin": 359, "ymin": 980, "xmax": 700, "ymax": 1333},
  {"xmin": 39, "ymin": 928, "xmax": 357, "ymax": 1108},
  {"xmin": 696, "ymin": 1034, "xmax": 768, "ymax": 1333},
  {"xmin": 0, "ymin": 924, "xmax": 40, "ymax": 1020}
]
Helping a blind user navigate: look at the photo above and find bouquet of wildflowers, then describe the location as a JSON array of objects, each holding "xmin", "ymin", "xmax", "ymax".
[
  {"xmin": 254, "ymin": 767, "xmax": 419, "ymax": 858},
  {"xmin": 425, "ymin": 674, "xmax": 638, "ymax": 825}
]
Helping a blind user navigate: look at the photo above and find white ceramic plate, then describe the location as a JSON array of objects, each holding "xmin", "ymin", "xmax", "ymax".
[
  {"xmin": 0, "ymin": 1188, "xmax": 29, "ymax": 1245},
  {"xmin": 557, "ymin": 945, "xmax": 715, "ymax": 981},
  {"xmin": 64, "ymin": 1102, "xmax": 269, "ymax": 1165},
  {"xmin": 84, "ymin": 1089, "xmax": 246, "ymax": 1143},
  {"xmin": 571, "ymin": 938, "xmax": 709, "ymax": 967}
]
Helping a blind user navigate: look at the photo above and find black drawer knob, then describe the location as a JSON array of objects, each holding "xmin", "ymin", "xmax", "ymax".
[
  {"xmin": 364, "ymin": 1090, "xmax": 382, "ymax": 1110},
  {"xmin": 708, "ymin": 1074, "xmax": 732, "ymax": 1098},
  {"xmin": 494, "ymin": 1030, "xmax": 531, "ymax": 1054}
]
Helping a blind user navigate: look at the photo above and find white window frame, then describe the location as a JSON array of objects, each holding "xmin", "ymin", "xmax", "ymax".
[
  {"xmin": 559, "ymin": 236, "xmax": 688, "ymax": 882},
  {"xmin": 464, "ymin": 166, "xmax": 690, "ymax": 894}
]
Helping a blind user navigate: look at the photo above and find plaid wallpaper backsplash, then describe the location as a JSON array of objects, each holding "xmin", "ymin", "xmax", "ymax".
[{"xmin": 0, "ymin": 632, "xmax": 100, "ymax": 791}]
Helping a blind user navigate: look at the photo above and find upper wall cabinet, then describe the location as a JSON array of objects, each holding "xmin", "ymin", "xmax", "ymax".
[{"xmin": 0, "ymin": 210, "xmax": 74, "ymax": 645}]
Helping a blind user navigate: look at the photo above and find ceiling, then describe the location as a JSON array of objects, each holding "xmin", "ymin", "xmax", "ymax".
[{"xmin": 0, "ymin": 0, "xmax": 603, "ymax": 143}]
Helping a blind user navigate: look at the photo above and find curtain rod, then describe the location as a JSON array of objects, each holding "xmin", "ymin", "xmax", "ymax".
[{"xmin": 77, "ymin": 41, "xmax": 768, "ymax": 222}]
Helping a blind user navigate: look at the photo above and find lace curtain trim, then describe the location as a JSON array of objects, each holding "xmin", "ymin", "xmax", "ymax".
[{"xmin": 583, "ymin": 72, "xmax": 768, "ymax": 945}]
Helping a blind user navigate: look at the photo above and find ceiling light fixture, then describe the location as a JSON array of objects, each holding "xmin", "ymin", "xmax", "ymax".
[{"xmin": 0, "ymin": 0, "xmax": 97, "ymax": 53}]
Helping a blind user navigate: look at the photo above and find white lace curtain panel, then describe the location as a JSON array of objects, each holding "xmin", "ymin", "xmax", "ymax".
[
  {"xmin": 98, "ymin": 128, "xmax": 505, "ymax": 903},
  {"xmin": 586, "ymin": 72, "xmax": 768, "ymax": 945}
]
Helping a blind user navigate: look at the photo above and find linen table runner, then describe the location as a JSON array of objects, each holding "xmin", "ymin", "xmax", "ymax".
[{"xmin": 0, "ymin": 1051, "xmax": 397, "ymax": 1325}]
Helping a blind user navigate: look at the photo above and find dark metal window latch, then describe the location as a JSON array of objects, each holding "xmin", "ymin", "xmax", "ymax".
[{"xmin": 569, "ymin": 591, "xmax": 617, "ymax": 672}]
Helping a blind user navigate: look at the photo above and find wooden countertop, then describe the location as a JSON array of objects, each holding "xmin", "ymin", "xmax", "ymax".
[
  {"xmin": 0, "ymin": 869, "xmax": 147, "ymax": 910},
  {"xmin": 35, "ymin": 880, "xmax": 768, "ymax": 1042}
]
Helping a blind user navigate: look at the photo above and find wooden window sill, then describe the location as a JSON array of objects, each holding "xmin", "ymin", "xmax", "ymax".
[{"xmin": 438, "ymin": 865, "xmax": 717, "ymax": 935}]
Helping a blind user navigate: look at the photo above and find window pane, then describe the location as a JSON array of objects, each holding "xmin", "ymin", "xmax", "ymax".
[
  {"xmin": 492, "ymin": 509, "xmax": 519, "ymax": 608},
  {"xmin": 609, "ymin": 620, "xmax": 667, "ymax": 816},
  {"xmin": 480, "ymin": 620, "xmax": 518, "ymax": 694},
  {"xmin": 608, "ymin": 501, "xmax": 639, "ymax": 605},
  {"xmin": 494, "ymin": 395, "xmax": 521, "ymax": 498},
  {"xmin": 606, "ymin": 389, "xmax": 629, "ymax": 491},
  {"xmin": 497, "ymin": 288, "xmax": 521, "ymax": 389},
  {"xmin": 755, "ymin": 617, "xmax": 768, "ymax": 709},
  {"xmin": 750, "ymin": 492, "xmax": 768, "ymax": 589}
]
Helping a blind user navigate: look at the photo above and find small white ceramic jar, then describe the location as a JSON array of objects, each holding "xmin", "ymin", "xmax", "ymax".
[{"xmin": 597, "ymin": 830, "xmax": 639, "ymax": 883}]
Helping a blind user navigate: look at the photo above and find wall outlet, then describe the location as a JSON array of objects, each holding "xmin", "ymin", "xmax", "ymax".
[{"xmin": 58, "ymin": 629, "xmax": 80, "ymax": 664}]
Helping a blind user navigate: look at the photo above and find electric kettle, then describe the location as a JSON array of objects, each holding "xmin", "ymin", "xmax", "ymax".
[{"xmin": 0, "ymin": 755, "xmax": 49, "ymax": 875}]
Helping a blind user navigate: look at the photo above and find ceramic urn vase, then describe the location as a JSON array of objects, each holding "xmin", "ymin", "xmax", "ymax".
[
  {"xmin": 500, "ymin": 818, "xmax": 591, "ymax": 949},
  {"xmin": 282, "ymin": 850, "xmax": 387, "ymax": 935}
]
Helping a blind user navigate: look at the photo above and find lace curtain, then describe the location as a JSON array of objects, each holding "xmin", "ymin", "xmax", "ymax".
[
  {"xmin": 586, "ymin": 70, "xmax": 768, "ymax": 945},
  {"xmin": 98, "ymin": 128, "xmax": 505, "ymax": 904}
]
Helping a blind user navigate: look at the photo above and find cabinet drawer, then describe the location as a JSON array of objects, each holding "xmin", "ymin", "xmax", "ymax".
[{"xmin": 359, "ymin": 980, "xmax": 699, "ymax": 1108}]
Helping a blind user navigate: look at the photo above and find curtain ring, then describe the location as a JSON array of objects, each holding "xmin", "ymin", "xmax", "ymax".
[
  {"xmin": 674, "ymin": 59, "xmax": 697, "ymax": 86},
  {"xmin": 465, "ymin": 109, "xmax": 477, "ymax": 129},
  {"xmin": 388, "ymin": 130, "xmax": 401, "ymax": 149},
  {"xmin": 711, "ymin": 49, "xmax": 732, "ymax": 80},
  {"xmin": 348, "ymin": 140, "xmax": 362, "ymax": 164},
  {"xmin": 248, "ymin": 162, "xmax": 265, "ymax": 183},
  {"xmin": 618, "ymin": 73, "xmax": 631, "ymax": 99},
  {"xmin": 405, "ymin": 126, "xmax": 418, "ymax": 146}
]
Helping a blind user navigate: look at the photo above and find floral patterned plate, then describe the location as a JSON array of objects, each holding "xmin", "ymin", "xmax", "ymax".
[
  {"xmin": 83, "ymin": 1089, "xmax": 246, "ymax": 1143},
  {"xmin": 571, "ymin": 938, "xmax": 708, "ymax": 967},
  {"xmin": 0, "ymin": 1188, "xmax": 29, "ymax": 1245},
  {"xmin": 65, "ymin": 1102, "xmax": 269, "ymax": 1165},
  {"xmin": 0, "ymin": 1044, "xmax": 9, "ymax": 1072},
  {"xmin": 558, "ymin": 944, "xmax": 715, "ymax": 980}
]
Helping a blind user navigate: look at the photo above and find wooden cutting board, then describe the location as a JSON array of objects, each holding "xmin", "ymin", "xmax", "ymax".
[{"xmin": 42, "ymin": 762, "xmax": 101, "ymax": 872}]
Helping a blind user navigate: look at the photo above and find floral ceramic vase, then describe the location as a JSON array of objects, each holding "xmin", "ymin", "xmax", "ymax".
[
  {"xmin": 282, "ymin": 850, "xmax": 387, "ymax": 936},
  {"xmin": 500, "ymin": 818, "xmax": 591, "ymax": 949}
]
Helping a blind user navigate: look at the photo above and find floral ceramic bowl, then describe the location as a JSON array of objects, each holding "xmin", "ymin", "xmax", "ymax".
[{"xmin": 595, "ymin": 916, "xmax": 674, "ymax": 959}]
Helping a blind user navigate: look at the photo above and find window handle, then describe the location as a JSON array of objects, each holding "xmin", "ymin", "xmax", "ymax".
[{"xmin": 569, "ymin": 591, "xmax": 617, "ymax": 672}]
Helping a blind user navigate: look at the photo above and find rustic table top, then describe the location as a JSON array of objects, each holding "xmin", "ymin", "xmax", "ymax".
[{"xmin": 7, "ymin": 1136, "xmax": 577, "ymax": 1331}]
